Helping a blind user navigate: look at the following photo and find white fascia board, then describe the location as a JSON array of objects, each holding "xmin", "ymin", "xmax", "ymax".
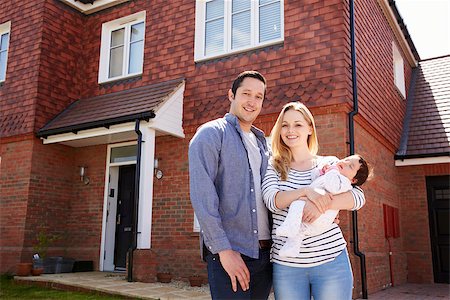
[
  {"xmin": 377, "ymin": 0, "xmax": 418, "ymax": 67},
  {"xmin": 149, "ymin": 82, "xmax": 185, "ymax": 138},
  {"xmin": 41, "ymin": 122, "xmax": 136, "ymax": 144},
  {"xmin": 59, "ymin": 0, "xmax": 130, "ymax": 15},
  {"xmin": 395, "ymin": 156, "xmax": 450, "ymax": 166}
]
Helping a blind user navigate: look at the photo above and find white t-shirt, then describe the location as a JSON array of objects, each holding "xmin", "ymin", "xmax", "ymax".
[{"xmin": 242, "ymin": 131, "xmax": 271, "ymax": 240}]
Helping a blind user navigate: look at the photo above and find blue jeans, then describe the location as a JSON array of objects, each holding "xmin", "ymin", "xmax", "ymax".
[
  {"xmin": 273, "ymin": 249, "xmax": 353, "ymax": 300},
  {"xmin": 206, "ymin": 248, "xmax": 272, "ymax": 300}
]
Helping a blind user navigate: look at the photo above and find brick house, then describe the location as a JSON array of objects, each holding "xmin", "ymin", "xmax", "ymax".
[{"xmin": 0, "ymin": 0, "xmax": 448, "ymax": 297}]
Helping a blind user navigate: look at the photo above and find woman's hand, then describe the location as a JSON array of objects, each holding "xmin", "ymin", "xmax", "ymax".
[
  {"xmin": 302, "ymin": 200, "xmax": 321, "ymax": 223},
  {"xmin": 304, "ymin": 187, "xmax": 332, "ymax": 213}
]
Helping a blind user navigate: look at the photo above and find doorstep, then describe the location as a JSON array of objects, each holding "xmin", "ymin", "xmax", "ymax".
[{"xmin": 14, "ymin": 271, "xmax": 212, "ymax": 300}]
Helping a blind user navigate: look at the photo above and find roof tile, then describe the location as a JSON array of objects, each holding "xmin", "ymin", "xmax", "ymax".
[
  {"xmin": 37, "ymin": 78, "xmax": 184, "ymax": 137},
  {"xmin": 397, "ymin": 56, "xmax": 450, "ymax": 158}
]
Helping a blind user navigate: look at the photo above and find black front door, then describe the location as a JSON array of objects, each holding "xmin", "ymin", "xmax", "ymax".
[
  {"xmin": 426, "ymin": 175, "xmax": 449, "ymax": 283},
  {"xmin": 114, "ymin": 165, "xmax": 136, "ymax": 270}
]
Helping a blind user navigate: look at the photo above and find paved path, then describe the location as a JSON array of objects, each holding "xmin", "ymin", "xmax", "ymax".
[
  {"xmin": 357, "ymin": 283, "xmax": 449, "ymax": 300},
  {"xmin": 15, "ymin": 272, "xmax": 449, "ymax": 300}
]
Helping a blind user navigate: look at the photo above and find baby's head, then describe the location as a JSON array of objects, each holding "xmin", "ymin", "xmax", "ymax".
[{"xmin": 336, "ymin": 154, "xmax": 370, "ymax": 186}]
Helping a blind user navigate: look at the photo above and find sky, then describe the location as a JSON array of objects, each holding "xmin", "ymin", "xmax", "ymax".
[{"xmin": 395, "ymin": 0, "xmax": 450, "ymax": 60}]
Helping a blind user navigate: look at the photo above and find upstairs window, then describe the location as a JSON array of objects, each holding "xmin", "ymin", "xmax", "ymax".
[
  {"xmin": 195, "ymin": 0, "xmax": 284, "ymax": 61},
  {"xmin": 393, "ymin": 42, "xmax": 406, "ymax": 98},
  {"xmin": 0, "ymin": 21, "xmax": 11, "ymax": 83},
  {"xmin": 99, "ymin": 11, "xmax": 146, "ymax": 83}
]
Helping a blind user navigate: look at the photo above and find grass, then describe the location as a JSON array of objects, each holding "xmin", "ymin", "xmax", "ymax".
[{"xmin": 0, "ymin": 274, "xmax": 133, "ymax": 300}]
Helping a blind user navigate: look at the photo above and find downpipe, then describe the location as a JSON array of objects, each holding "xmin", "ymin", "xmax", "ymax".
[
  {"xmin": 128, "ymin": 119, "xmax": 143, "ymax": 282},
  {"xmin": 349, "ymin": 0, "xmax": 368, "ymax": 298}
]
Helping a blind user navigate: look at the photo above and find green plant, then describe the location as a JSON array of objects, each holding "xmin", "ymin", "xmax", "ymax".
[
  {"xmin": 0, "ymin": 275, "xmax": 124, "ymax": 299},
  {"xmin": 33, "ymin": 231, "xmax": 60, "ymax": 259}
]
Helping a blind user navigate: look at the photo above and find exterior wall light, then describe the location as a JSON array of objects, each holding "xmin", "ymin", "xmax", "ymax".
[
  {"xmin": 79, "ymin": 166, "xmax": 90, "ymax": 185},
  {"xmin": 154, "ymin": 158, "xmax": 163, "ymax": 179}
]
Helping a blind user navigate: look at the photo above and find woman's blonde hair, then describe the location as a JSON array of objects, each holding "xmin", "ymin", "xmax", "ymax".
[{"xmin": 270, "ymin": 102, "xmax": 318, "ymax": 180}]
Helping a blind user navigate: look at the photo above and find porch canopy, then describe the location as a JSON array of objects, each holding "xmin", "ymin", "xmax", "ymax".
[
  {"xmin": 37, "ymin": 78, "xmax": 185, "ymax": 251},
  {"xmin": 37, "ymin": 78, "xmax": 185, "ymax": 147},
  {"xmin": 395, "ymin": 55, "xmax": 450, "ymax": 166}
]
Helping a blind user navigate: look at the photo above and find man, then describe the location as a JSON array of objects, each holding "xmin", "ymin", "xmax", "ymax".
[{"xmin": 189, "ymin": 71, "xmax": 272, "ymax": 299}]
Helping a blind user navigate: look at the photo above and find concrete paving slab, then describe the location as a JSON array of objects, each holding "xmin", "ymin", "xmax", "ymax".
[{"xmin": 14, "ymin": 271, "xmax": 449, "ymax": 300}]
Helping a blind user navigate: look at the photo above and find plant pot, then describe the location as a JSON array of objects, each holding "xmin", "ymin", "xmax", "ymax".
[
  {"xmin": 16, "ymin": 263, "xmax": 32, "ymax": 276},
  {"xmin": 156, "ymin": 272, "xmax": 172, "ymax": 283},
  {"xmin": 31, "ymin": 268, "xmax": 44, "ymax": 276},
  {"xmin": 188, "ymin": 275, "xmax": 203, "ymax": 287}
]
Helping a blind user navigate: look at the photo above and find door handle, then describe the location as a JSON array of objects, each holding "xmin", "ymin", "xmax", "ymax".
[{"xmin": 116, "ymin": 214, "xmax": 121, "ymax": 225}]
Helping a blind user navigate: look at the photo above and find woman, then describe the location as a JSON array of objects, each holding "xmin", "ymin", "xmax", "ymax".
[{"xmin": 262, "ymin": 102, "xmax": 365, "ymax": 300}]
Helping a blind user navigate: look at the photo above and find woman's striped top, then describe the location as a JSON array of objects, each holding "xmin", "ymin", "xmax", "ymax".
[{"xmin": 261, "ymin": 156, "xmax": 366, "ymax": 268}]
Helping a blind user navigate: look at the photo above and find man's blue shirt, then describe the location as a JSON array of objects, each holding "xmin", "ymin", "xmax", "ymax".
[{"xmin": 189, "ymin": 113, "xmax": 270, "ymax": 259}]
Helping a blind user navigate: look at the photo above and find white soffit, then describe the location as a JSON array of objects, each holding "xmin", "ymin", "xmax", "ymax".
[
  {"xmin": 60, "ymin": 0, "xmax": 130, "ymax": 15},
  {"xmin": 395, "ymin": 156, "xmax": 450, "ymax": 166}
]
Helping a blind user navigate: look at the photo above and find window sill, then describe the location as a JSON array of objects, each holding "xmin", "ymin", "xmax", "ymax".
[
  {"xmin": 98, "ymin": 74, "xmax": 142, "ymax": 88},
  {"xmin": 394, "ymin": 85, "xmax": 406, "ymax": 100},
  {"xmin": 195, "ymin": 42, "xmax": 284, "ymax": 65},
  {"xmin": 195, "ymin": 40, "xmax": 284, "ymax": 63}
]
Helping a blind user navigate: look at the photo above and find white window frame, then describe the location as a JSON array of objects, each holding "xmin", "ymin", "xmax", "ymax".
[
  {"xmin": 98, "ymin": 11, "xmax": 146, "ymax": 84},
  {"xmin": 393, "ymin": 42, "xmax": 406, "ymax": 98},
  {"xmin": 194, "ymin": 0, "xmax": 284, "ymax": 62},
  {"xmin": 0, "ymin": 21, "xmax": 11, "ymax": 83}
]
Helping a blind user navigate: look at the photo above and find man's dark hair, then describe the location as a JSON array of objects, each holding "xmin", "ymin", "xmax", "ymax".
[
  {"xmin": 353, "ymin": 155, "xmax": 371, "ymax": 186},
  {"xmin": 231, "ymin": 70, "xmax": 267, "ymax": 96}
]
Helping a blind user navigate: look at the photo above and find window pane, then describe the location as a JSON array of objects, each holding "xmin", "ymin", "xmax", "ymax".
[
  {"xmin": 128, "ymin": 40, "xmax": 143, "ymax": 74},
  {"xmin": 259, "ymin": 0, "xmax": 275, "ymax": 5},
  {"xmin": 232, "ymin": 11, "xmax": 251, "ymax": 49},
  {"xmin": 0, "ymin": 50, "xmax": 6, "ymax": 81},
  {"xmin": 0, "ymin": 33, "xmax": 9, "ymax": 51},
  {"xmin": 110, "ymin": 145, "xmax": 137, "ymax": 163},
  {"xmin": 109, "ymin": 46, "xmax": 123, "ymax": 78},
  {"xmin": 130, "ymin": 22, "xmax": 144, "ymax": 42},
  {"xmin": 259, "ymin": 1, "xmax": 281, "ymax": 42},
  {"xmin": 205, "ymin": 18, "xmax": 224, "ymax": 55},
  {"xmin": 206, "ymin": 0, "xmax": 224, "ymax": 20},
  {"xmin": 111, "ymin": 28, "xmax": 124, "ymax": 47},
  {"xmin": 232, "ymin": 0, "xmax": 250, "ymax": 13}
]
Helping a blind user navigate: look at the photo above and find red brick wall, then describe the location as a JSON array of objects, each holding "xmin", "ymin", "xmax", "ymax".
[
  {"xmin": 0, "ymin": 135, "xmax": 33, "ymax": 273},
  {"xmin": 0, "ymin": 0, "xmax": 85, "ymax": 137},
  {"xmin": 22, "ymin": 139, "xmax": 75, "ymax": 263},
  {"xmin": 1, "ymin": 0, "xmax": 432, "ymax": 295},
  {"xmin": 353, "ymin": 0, "xmax": 414, "ymax": 149},
  {"xmin": 398, "ymin": 163, "xmax": 450, "ymax": 283},
  {"xmin": 150, "ymin": 134, "xmax": 206, "ymax": 280},
  {"xmin": 33, "ymin": 0, "xmax": 85, "ymax": 131},
  {"xmin": 60, "ymin": 0, "xmax": 352, "ymax": 127},
  {"xmin": 0, "ymin": 1, "xmax": 44, "ymax": 137},
  {"xmin": 351, "ymin": 121, "xmax": 409, "ymax": 294},
  {"xmin": 0, "ymin": 135, "xmax": 106, "ymax": 273},
  {"xmin": 65, "ymin": 145, "xmax": 108, "ymax": 268}
]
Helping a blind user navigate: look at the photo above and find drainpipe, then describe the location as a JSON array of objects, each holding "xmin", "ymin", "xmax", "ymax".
[
  {"xmin": 128, "ymin": 119, "xmax": 143, "ymax": 282},
  {"xmin": 348, "ymin": 0, "xmax": 368, "ymax": 298}
]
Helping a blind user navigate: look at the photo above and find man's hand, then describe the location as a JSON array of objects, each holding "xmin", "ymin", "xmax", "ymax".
[
  {"xmin": 304, "ymin": 188, "xmax": 332, "ymax": 213},
  {"xmin": 302, "ymin": 200, "xmax": 322, "ymax": 223},
  {"xmin": 218, "ymin": 250, "xmax": 250, "ymax": 292}
]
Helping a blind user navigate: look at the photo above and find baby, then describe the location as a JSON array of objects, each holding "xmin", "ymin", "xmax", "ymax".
[{"xmin": 277, "ymin": 154, "xmax": 370, "ymax": 257}]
